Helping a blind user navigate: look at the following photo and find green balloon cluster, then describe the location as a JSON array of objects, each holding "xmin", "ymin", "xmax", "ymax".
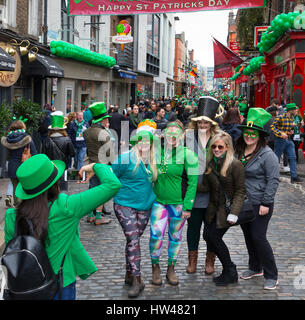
[
  {"xmin": 242, "ymin": 56, "xmax": 265, "ymax": 76},
  {"xmin": 257, "ymin": 11, "xmax": 300, "ymax": 54},
  {"xmin": 50, "ymin": 41, "xmax": 117, "ymax": 68}
]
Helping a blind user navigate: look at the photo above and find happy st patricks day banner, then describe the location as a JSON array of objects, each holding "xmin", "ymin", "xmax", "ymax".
[{"xmin": 68, "ymin": 0, "xmax": 265, "ymax": 15}]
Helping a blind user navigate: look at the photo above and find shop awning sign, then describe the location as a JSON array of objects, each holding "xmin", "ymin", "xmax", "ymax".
[{"xmin": 68, "ymin": 0, "xmax": 265, "ymax": 15}]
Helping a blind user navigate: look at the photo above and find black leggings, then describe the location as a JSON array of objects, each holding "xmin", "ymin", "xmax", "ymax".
[{"xmin": 203, "ymin": 218, "xmax": 233, "ymax": 269}]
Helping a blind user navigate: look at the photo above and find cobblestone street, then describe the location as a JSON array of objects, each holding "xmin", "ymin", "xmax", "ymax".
[{"xmin": 70, "ymin": 178, "xmax": 305, "ymax": 301}]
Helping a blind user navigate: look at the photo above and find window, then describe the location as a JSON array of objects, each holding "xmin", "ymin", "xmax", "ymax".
[
  {"xmin": 1, "ymin": 0, "xmax": 17, "ymax": 28},
  {"xmin": 28, "ymin": 0, "xmax": 38, "ymax": 36},
  {"xmin": 147, "ymin": 14, "xmax": 160, "ymax": 57},
  {"xmin": 61, "ymin": 0, "xmax": 75, "ymax": 43},
  {"xmin": 90, "ymin": 16, "xmax": 100, "ymax": 52}
]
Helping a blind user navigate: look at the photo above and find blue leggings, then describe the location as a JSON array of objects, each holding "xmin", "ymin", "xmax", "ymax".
[{"xmin": 53, "ymin": 281, "xmax": 76, "ymax": 300}]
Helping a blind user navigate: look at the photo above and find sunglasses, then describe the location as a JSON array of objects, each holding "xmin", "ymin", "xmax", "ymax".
[
  {"xmin": 211, "ymin": 144, "xmax": 225, "ymax": 150},
  {"xmin": 243, "ymin": 130, "xmax": 259, "ymax": 139}
]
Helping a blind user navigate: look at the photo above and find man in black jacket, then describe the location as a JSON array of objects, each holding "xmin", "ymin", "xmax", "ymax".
[{"xmin": 109, "ymin": 106, "xmax": 128, "ymax": 151}]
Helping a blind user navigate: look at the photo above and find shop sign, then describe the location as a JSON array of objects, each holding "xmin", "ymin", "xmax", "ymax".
[
  {"xmin": 68, "ymin": 0, "xmax": 265, "ymax": 15},
  {"xmin": 0, "ymin": 42, "xmax": 21, "ymax": 88},
  {"xmin": 112, "ymin": 35, "xmax": 133, "ymax": 45}
]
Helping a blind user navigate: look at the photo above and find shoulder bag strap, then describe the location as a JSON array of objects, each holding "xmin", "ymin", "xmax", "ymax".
[{"xmin": 58, "ymin": 253, "xmax": 67, "ymax": 300}]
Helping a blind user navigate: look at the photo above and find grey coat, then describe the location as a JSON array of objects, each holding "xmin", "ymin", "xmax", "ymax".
[{"xmin": 241, "ymin": 146, "xmax": 279, "ymax": 207}]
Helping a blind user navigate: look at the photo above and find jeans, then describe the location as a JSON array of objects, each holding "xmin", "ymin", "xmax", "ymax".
[
  {"xmin": 74, "ymin": 146, "xmax": 87, "ymax": 170},
  {"xmin": 274, "ymin": 138, "xmax": 297, "ymax": 178},
  {"xmin": 203, "ymin": 219, "xmax": 232, "ymax": 269},
  {"xmin": 240, "ymin": 204, "xmax": 278, "ymax": 280},
  {"xmin": 53, "ymin": 281, "xmax": 76, "ymax": 300}
]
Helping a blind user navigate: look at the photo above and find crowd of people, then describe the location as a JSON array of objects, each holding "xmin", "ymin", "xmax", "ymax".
[{"xmin": 1, "ymin": 91, "xmax": 305, "ymax": 300}]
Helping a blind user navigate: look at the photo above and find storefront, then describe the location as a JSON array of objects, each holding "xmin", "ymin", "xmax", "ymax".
[{"xmin": 256, "ymin": 30, "xmax": 305, "ymax": 117}]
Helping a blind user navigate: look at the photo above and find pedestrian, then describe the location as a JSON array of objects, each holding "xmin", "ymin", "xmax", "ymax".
[
  {"xmin": 109, "ymin": 106, "xmax": 127, "ymax": 152},
  {"xmin": 129, "ymin": 104, "xmax": 143, "ymax": 135},
  {"xmin": 153, "ymin": 107, "xmax": 168, "ymax": 132},
  {"xmin": 292, "ymin": 109, "xmax": 304, "ymax": 163},
  {"xmin": 198, "ymin": 131, "xmax": 245, "ymax": 286},
  {"xmin": 66, "ymin": 112, "xmax": 76, "ymax": 168},
  {"xmin": 164, "ymin": 103, "xmax": 177, "ymax": 122},
  {"xmin": 38, "ymin": 104, "xmax": 56, "ymax": 146},
  {"xmin": 264, "ymin": 106, "xmax": 278, "ymax": 151},
  {"xmin": 185, "ymin": 96, "xmax": 221, "ymax": 275},
  {"xmin": 149, "ymin": 120, "xmax": 198, "ymax": 286},
  {"xmin": 3, "ymin": 153, "xmax": 121, "ymax": 300},
  {"xmin": 112, "ymin": 120, "xmax": 158, "ymax": 298},
  {"xmin": 270, "ymin": 103, "xmax": 303, "ymax": 183},
  {"xmin": 236, "ymin": 107, "xmax": 280, "ymax": 290},
  {"xmin": 84, "ymin": 102, "xmax": 115, "ymax": 225},
  {"xmin": 220, "ymin": 108, "xmax": 242, "ymax": 144},
  {"xmin": 1, "ymin": 118, "xmax": 37, "ymax": 206},
  {"xmin": 70, "ymin": 111, "xmax": 89, "ymax": 171},
  {"xmin": 41, "ymin": 111, "xmax": 75, "ymax": 192}
]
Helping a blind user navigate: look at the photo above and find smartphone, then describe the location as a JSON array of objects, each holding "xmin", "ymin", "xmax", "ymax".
[{"xmin": 64, "ymin": 169, "xmax": 86, "ymax": 181}]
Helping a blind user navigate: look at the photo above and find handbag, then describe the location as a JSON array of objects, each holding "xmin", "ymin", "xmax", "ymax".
[
  {"xmin": 213, "ymin": 168, "xmax": 256, "ymax": 226},
  {"xmin": 21, "ymin": 144, "xmax": 31, "ymax": 163}
]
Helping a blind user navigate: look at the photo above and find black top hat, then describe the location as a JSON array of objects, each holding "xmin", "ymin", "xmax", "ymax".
[{"xmin": 191, "ymin": 96, "xmax": 219, "ymax": 125}]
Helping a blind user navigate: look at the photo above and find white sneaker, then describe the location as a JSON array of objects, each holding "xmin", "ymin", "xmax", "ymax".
[{"xmin": 283, "ymin": 166, "xmax": 290, "ymax": 173}]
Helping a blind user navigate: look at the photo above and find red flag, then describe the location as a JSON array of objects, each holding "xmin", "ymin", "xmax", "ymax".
[{"xmin": 213, "ymin": 38, "xmax": 243, "ymax": 79}]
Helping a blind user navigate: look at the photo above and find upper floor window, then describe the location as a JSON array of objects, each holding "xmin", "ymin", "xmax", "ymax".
[
  {"xmin": 28, "ymin": 0, "xmax": 38, "ymax": 36},
  {"xmin": 61, "ymin": 0, "xmax": 75, "ymax": 43},
  {"xmin": 0, "ymin": 0, "xmax": 16, "ymax": 28},
  {"xmin": 90, "ymin": 16, "xmax": 100, "ymax": 52},
  {"xmin": 147, "ymin": 14, "xmax": 160, "ymax": 57}
]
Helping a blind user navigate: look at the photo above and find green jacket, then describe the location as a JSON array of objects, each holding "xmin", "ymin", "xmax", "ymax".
[
  {"xmin": 4, "ymin": 164, "xmax": 121, "ymax": 288},
  {"xmin": 154, "ymin": 145, "xmax": 198, "ymax": 211}
]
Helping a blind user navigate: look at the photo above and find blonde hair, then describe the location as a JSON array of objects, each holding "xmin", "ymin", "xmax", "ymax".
[
  {"xmin": 188, "ymin": 119, "xmax": 219, "ymax": 136},
  {"xmin": 206, "ymin": 131, "xmax": 235, "ymax": 177},
  {"xmin": 131, "ymin": 143, "xmax": 158, "ymax": 182}
]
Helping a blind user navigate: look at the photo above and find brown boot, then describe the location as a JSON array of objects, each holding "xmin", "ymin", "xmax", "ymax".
[
  {"xmin": 205, "ymin": 251, "xmax": 216, "ymax": 275},
  {"xmin": 152, "ymin": 264, "xmax": 162, "ymax": 286},
  {"xmin": 166, "ymin": 264, "xmax": 179, "ymax": 285},
  {"xmin": 186, "ymin": 250, "xmax": 198, "ymax": 274},
  {"xmin": 128, "ymin": 276, "xmax": 145, "ymax": 298},
  {"xmin": 125, "ymin": 271, "xmax": 133, "ymax": 286}
]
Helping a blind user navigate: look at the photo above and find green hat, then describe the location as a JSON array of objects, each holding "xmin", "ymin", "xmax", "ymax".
[
  {"xmin": 89, "ymin": 102, "xmax": 111, "ymax": 124},
  {"xmin": 130, "ymin": 120, "xmax": 159, "ymax": 146},
  {"xmin": 15, "ymin": 154, "xmax": 66, "ymax": 200},
  {"xmin": 239, "ymin": 103, "xmax": 247, "ymax": 116},
  {"xmin": 238, "ymin": 108, "xmax": 272, "ymax": 136},
  {"xmin": 286, "ymin": 103, "xmax": 299, "ymax": 111},
  {"xmin": 48, "ymin": 111, "xmax": 67, "ymax": 130}
]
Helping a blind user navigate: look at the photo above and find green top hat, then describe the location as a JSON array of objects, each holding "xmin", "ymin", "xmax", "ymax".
[
  {"xmin": 89, "ymin": 102, "xmax": 111, "ymax": 124},
  {"xmin": 286, "ymin": 103, "xmax": 299, "ymax": 111},
  {"xmin": 238, "ymin": 107, "xmax": 272, "ymax": 136},
  {"xmin": 15, "ymin": 154, "xmax": 66, "ymax": 200},
  {"xmin": 48, "ymin": 111, "xmax": 67, "ymax": 130}
]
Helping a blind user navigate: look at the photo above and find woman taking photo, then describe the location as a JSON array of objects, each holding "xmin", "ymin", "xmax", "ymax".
[
  {"xmin": 149, "ymin": 120, "xmax": 198, "ymax": 286},
  {"xmin": 185, "ymin": 96, "xmax": 221, "ymax": 275},
  {"xmin": 4, "ymin": 154, "xmax": 121, "ymax": 300},
  {"xmin": 198, "ymin": 132, "xmax": 246, "ymax": 286},
  {"xmin": 112, "ymin": 120, "xmax": 158, "ymax": 298},
  {"xmin": 235, "ymin": 107, "xmax": 280, "ymax": 290}
]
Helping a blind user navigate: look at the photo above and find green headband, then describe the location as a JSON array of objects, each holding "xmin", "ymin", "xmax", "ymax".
[{"xmin": 12, "ymin": 116, "xmax": 28, "ymax": 123}]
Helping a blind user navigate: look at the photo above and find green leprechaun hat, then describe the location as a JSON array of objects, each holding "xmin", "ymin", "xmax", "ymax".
[
  {"xmin": 286, "ymin": 103, "xmax": 299, "ymax": 111},
  {"xmin": 89, "ymin": 102, "xmax": 111, "ymax": 124},
  {"xmin": 239, "ymin": 103, "xmax": 248, "ymax": 116},
  {"xmin": 15, "ymin": 154, "xmax": 66, "ymax": 200},
  {"xmin": 238, "ymin": 107, "xmax": 272, "ymax": 136},
  {"xmin": 49, "ymin": 111, "xmax": 67, "ymax": 130}
]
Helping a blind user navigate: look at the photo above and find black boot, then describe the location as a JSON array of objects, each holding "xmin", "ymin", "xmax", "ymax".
[{"xmin": 213, "ymin": 264, "xmax": 238, "ymax": 286}]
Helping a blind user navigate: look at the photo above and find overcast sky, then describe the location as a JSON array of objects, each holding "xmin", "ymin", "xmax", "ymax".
[{"xmin": 175, "ymin": 10, "xmax": 238, "ymax": 67}]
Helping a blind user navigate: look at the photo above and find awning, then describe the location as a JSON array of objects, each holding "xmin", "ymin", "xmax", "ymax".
[
  {"xmin": 113, "ymin": 66, "xmax": 137, "ymax": 80},
  {"xmin": 0, "ymin": 47, "xmax": 16, "ymax": 72},
  {"xmin": 22, "ymin": 53, "xmax": 64, "ymax": 78}
]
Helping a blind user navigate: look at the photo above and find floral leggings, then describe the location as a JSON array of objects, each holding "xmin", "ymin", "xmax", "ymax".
[
  {"xmin": 114, "ymin": 204, "xmax": 150, "ymax": 277},
  {"xmin": 149, "ymin": 202, "xmax": 185, "ymax": 266}
]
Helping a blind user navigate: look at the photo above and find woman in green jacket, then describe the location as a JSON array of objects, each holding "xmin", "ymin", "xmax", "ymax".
[
  {"xmin": 149, "ymin": 120, "xmax": 198, "ymax": 286},
  {"xmin": 4, "ymin": 153, "xmax": 121, "ymax": 300}
]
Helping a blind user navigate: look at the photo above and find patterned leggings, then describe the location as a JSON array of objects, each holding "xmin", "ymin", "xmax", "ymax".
[
  {"xmin": 149, "ymin": 202, "xmax": 185, "ymax": 266},
  {"xmin": 114, "ymin": 204, "xmax": 150, "ymax": 277}
]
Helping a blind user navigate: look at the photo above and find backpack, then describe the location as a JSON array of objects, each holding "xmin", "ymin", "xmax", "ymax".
[{"xmin": 0, "ymin": 218, "xmax": 65, "ymax": 300}]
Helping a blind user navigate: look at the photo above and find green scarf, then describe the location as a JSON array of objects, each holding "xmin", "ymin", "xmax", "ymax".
[
  {"xmin": 129, "ymin": 113, "xmax": 142, "ymax": 128},
  {"xmin": 75, "ymin": 120, "xmax": 85, "ymax": 140}
]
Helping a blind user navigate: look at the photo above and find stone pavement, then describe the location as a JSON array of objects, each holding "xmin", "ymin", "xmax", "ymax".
[{"xmin": 1, "ymin": 162, "xmax": 305, "ymax": 300}]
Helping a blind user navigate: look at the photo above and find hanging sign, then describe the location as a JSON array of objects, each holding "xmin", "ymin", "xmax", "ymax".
[{"xmin": 68, "ymin": 0, "xmax": 265, "ymax": 15}]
